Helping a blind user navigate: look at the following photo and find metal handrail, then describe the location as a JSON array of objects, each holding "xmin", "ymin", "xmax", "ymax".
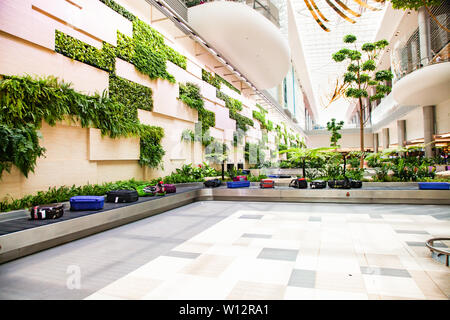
[{"xmin": 426, "ymin": 237, "xmax": 450, "ymax": 267}]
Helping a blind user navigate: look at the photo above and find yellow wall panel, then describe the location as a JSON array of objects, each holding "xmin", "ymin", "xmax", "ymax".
[
  {"xmin": 0, "ymin": 32, "xmax": 109, "ymax": 95},
  {"xmin": 89, "ymin": 129, "xmax": 140, "ymax": 161}
]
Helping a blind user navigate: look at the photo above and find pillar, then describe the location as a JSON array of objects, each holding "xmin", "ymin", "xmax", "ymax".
[
  {"xmin": 397, "ymin": 120, "xmax": 406, "ymax": 147},
  {"xmin": 418, "ymin": 6, "xmax": 432, "ymax": 66},
  {"xmin": 397, "ymin": 120, "xmax": 406, "ymax": 156},
  {"xmin": 373, "ymin": 133, "xmax": 379, "ymax": 153},
  {"xmin": 382, "ymin": 128, "xmax": 389, "ymax": 150},
  {"xmin": 423, "ymin": 105, "xmax": 435, "ymax": 158}
]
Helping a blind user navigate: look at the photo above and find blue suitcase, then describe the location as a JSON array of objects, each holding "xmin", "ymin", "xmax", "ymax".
[
  {"xmin": 418, "ymin": 182, "xmax": 450, "ymax": 190},
  {"xmin": 227, "ymin": 180, "xmax": 250, "ymax": 188},
  {"xmin": 70, "ymin": 196, "xmax": 105, "ymax": 211}
]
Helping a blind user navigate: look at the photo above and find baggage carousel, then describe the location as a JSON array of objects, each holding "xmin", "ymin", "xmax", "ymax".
[{"xmin": 0, "ymin": 182, "xmax": 449, "ymax": 264}]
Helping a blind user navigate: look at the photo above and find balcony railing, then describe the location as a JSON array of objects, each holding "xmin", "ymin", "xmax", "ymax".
[
  {"xmin": 391, "ymin": 3, "xmax": 449, "ymax": 82},
  {"xmin": 182, "ymin": 0, "xmax": 280, "ymax": 27}
]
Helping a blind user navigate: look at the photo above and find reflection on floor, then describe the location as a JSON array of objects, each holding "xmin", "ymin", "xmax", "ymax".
[{"xmin": 1, "ymin": 201, "xmax": 449, "ymax": 300}]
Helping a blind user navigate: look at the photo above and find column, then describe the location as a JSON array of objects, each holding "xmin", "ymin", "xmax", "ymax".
[
  {"xmin": 382, "ymin": 128, "xmax": 389, "ymax": 150},
  {"xmin": 397, "ymin": 120, "xmax": 406, "ymax": 156},
  {"xmin": 423, "ymin": 105, "xmax": 435, "ymax": 158},
  {"xmin": 397, "ymin": 120, "xmax": 406, "ymax": 147},
  {"xmin": 418, "ymin": 6, "xmax": 432, "ymax": 66},
  {"xmin": 373, "ymin": 133, "xmax": 379, "ymax": 153}
]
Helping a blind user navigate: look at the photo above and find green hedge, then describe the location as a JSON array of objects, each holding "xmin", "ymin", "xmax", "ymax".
[
  {"xmin": 0, "ymin": 75, "xmax": 164, "ymax": 179},
  {"xmin": 109, "ymin": 74, "xmax": 153, "ymax": 111},
  {"xmin": 216, "ymin": 90, "xmax": 253, "ymax": 131},
  {"xmin": 179, "ymin": 83, "xmax": 215, "ymax": 132},
  {"xmin": 202, "ymin": 69, "xmax": 240, "ymax": 94},
  {"xmin": 202, "ymin": 69, "xmax": 221, "ymax": 89},
  {"xmin": 55, "ymin": 30, "xmax": 115, "ymax": 72},
  {"xmin": 99, "ymin": 0, "xmax": 136, "ymax": 21}
]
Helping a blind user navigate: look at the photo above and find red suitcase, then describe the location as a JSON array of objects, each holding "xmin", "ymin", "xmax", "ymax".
[
  {"xmin": 260, "ymin": 179, "xmax": 275, "ymax": 188},
  {"xmin": 163, "ymin": 184, "xmax": 176, "ymax": 193},
  {"xmin": 232, "ymin": 175, "xmax": 248, "ymax": 182}
]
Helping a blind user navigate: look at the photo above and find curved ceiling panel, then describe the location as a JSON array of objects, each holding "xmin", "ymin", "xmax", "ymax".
[
  {"xmin": 188, "ymin": 2, "xmax": 291, "ymax": 90},
  {"xmin": 393, "ymin": 62, "xmax": 450, "ymax": 107}
]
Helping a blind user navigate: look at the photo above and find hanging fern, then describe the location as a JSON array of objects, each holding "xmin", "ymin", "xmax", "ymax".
[{"xmin": 0, "ymin": 75, "xmax": 165, "ymax": 178}]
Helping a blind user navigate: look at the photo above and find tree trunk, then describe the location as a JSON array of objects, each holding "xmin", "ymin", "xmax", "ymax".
[
  {"xmin": 359, "ymin": 97, "xmax": 364, "ymax": 168},
  {"xmin": 302, "ymin": 159, "xmax": 306, "ymax": 179}
]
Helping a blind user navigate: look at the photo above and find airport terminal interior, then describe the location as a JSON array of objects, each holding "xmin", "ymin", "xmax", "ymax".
[{"xmin": 0, "ymin": 0, "xmax": 449, "ymax": 301}]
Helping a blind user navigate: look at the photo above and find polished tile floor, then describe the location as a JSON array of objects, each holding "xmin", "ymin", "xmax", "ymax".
[{"xmin": 1, "ymin": 201, "xmax": 449, "ymax": 300}]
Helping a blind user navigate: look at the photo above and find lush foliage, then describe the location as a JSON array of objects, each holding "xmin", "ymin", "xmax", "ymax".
[
  {"xmin": 55, "ymin": 30, "xmax": 115, "ymax": 72},
  {"xmin": 0, "ymin": 178, "xmax": 150, "ymax": 213},
  {"xmin": 245, "ymin": 142, "xmax": 266, "ymax": 167},
  {"xmin": 216, "ymin": 90, "xmax": 254, "ymax": 131},
  {"xmin": 331, "ymin": 35, "xmax": 392, "ymax": 161},
  {"xmin": 0, "ymin": 123, "xmax": 46, "ymax": 178},
  {"xmin": 109, "ymin": 74, "xmax": 153, "ymax": 111},
  {"xmin": 56, "ymin": 11, "xmax": 187, "ymax": 83},
  {"xmin": 216, "ymin": 74, "xmax": 241, "ymax": 94},
  {"xmin": 179, "ymin": 82, "xmax": 215, "ymax": 132},
  {"xmin": 201, "ymin": 69, "xmax": 240, "ymax": 94},
  {"xmin": 99, "ymin": 0, "xmax": 136, "ymax": 21},
  {"xmin": 252, "ymin": 104, "xmax": 273, "ymax": 131},
  {"xmin": 0, "ymin": 162, "xmax": 222, "ymax": 212},
  {"xmin": 202, "ymin": 69, "xmax": 221, "ymax": 89},
  {"xmin": 139, "ymin": 126, "xmax": 165, "ymax": 169},
  {"xmin": 0, "ymin": 75, "xmax": 165, "ymax": 178},
  {"xmin": 389, "ymin": 0, "xmax": 443, "ymax": 10},
  {"xmin": 326, "ymin": 118, "xmax": 344, "ymax": 149}
]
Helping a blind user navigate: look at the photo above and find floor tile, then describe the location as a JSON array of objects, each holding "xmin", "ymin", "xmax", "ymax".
[
  {"xmin": 163, "ymin": 251, "xmax": 201, "ymax": 259},
  {"xmin": 288, "ymin": 269, "xmax": 316, "ymax": 288},
  {"xmin": 257, "ymin": 248, "xmax": 299, "ymax": 262},
  {"xmin": 227, "ymin": 281, "xmax": 286, "ymax": 300},
  {"xmin": 239, "ymin": 215, "xmax": 264, "ymax": 220},
  {"xmin": 179, "ymin": 254, "xmax": 235, "ymax": 278},
  {"xmin": 360, "ymin": 266, "xmax": 411, "ymax": 278},
  {"xmin": 242, "ymin": 233, "xmax": 272, "ymax": 239}
]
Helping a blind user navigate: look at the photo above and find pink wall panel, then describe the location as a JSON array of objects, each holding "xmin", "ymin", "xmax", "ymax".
[
  {"xmin": 0, "ymin": 0, "xmax": 54, "ymax": 50},
  {"xmin": 32, "ymin": 0, "xmax": 133, "ymax": 45},
  {"xmin": 0, "ymin": 32, "xmax": 109, "ymax": 95}
]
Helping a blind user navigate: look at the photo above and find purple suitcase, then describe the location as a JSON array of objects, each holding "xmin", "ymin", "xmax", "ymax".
[{"xmin": 163, "ymin": 184, "xmax": 176, "ymax": 193}]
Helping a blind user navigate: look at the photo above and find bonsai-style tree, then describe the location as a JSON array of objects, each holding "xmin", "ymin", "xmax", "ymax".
[
  {"xmin": 331, "ymin": 34, "xmax": 393, "ymax": 168},
  {"xmin": 326, "ymin": 118, "xmax": 345, "ymax": 150}
]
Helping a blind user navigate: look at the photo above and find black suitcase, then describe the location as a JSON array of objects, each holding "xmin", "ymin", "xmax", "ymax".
[
  {"xmin": 350, "ymin": 180, "xmax": 362, "ymax": 188},
  {"xmin": 289, "ymin": 178, "xmax": 308, "ymax": 189},
  {"xmin": 204, "ymin": 179, "xmax": 222, "ymax": 188},
  {"xmin": 310, "ymin": 180, "xmax": 326, "ymax": 189},
  {"xmin": 328, "ymin": 179, "xmax": 351, "ymax": 189},
  {"xmin": 29, "ymin": 204, "xmax": 64, "ymax": 220},
  {"xmin": 106, "ymin": 189, "xmax": 139, "ymax": 203}
]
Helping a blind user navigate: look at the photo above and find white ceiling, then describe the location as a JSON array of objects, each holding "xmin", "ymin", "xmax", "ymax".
[{"xmin": 272, "ymin": 0, "xmax": 388, "ymax": 125}]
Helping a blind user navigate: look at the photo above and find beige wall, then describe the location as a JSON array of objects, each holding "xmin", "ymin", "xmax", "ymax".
[
  {"xmin": 0, "ymin": 0, "xmax": 295, "ymax": 200},
  {"xmin": 307, "ymin": 132, "xmax": 374, "ymax": 150}
]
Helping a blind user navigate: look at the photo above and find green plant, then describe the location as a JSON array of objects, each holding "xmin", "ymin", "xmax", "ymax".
[
  {"xmin": 99, "ymin": 0, "xmax": 137, "ymax": 21},
  {"xmin": 0, "ymin": 75, "xmax": 165, "ymax": 178},
  {"xmin": 139, "ymin": 125, "xmax": 165, "ymax": 169},
  {"xmin": 217, "ymin": 90, "xmax": 254, "ymax": 131},
  {"xmin": 109, "ymin": 74, "xmax": 153, "ymax": 111},
  {"xmin": 331, "ymin": 35, "xmax": 392, "ymax": 167},
  {"xmin": 279, "ymin": 147, "xmax": 335, "ymax": 178},
  {"xmin": 0, "ymin": 123, "xmax": 46, "ymax": 178},
  {"xmin": 215, "ymin": 74, "xmax": 241, "ymax": 94},
  {"xmin": 389, "ymin": 0, "xmax": 443, "ymax": 10},
  {"xmin": 55, "ymin": 30, "xmax": 115, "ymax": 72},
  {"xmin": 326, "ymin": 118, "xmax": 344, "ymax": 149},
  {"xmin": 179, "ymin": 82, "xmax": 215, "ymax": 132},
  {"xmin": 202, "ymin": 69, "xmax": 221, "ymax": 89}
]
